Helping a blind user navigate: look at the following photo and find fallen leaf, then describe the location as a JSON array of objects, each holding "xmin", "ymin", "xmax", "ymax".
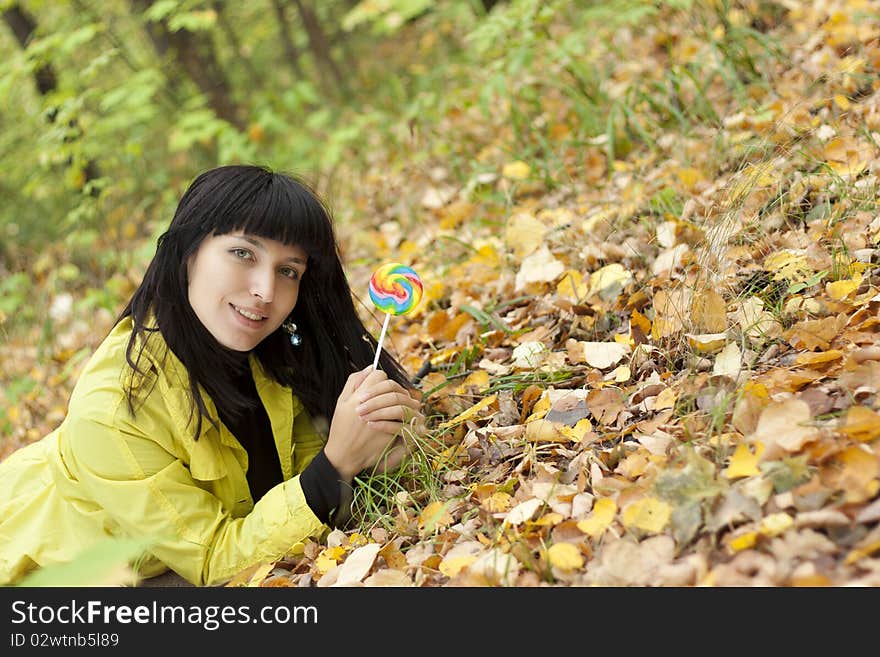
[
  {"xmin": 748, "ymin": 399, "xmax": 820, "ymax": 460},
  {"xmin": 502, "ymin": 160, "xmax": 531, "ymax": 180},
  {"xmin": 838, "ymin": 405, "xmax": 880, "ymax": 442},
  {"xmin": 436, "ymin": 395, "xmax": 497, "ymax": 429},
  {"xmin": 546, "ymin": 543, "xmax": 584, "ymax": 571},
  {"xmin": 588, "ymin": 263, "xmax": 632, "ymax": 301},
  {"xmin": 567, "ymin": 339, "xmax": 630, "ymax": 369},
  {"xmin": 621, "ymin": 497, "xmax": 672, "ymax": 534},
  {"xmin": 418, "ymin": 501, "xmax": 454, "ymax": 532},
  {"xmin": 724, "ymin": 442, "xmax": 765, "ymax": 479},
  {"xmin": 504, "ymin": 498, "xmax": 543, "ymax": 525},
  {"xmin": 515, "ymin": 245, "xmax": 565, "ymax": 291},
  {"xmin": 692, "ymin": 289, "xmax": 727, "ymax": 332},
  {"xmin": 826, "ymin": 273, "xmax": 862, "ymax": 300},
  {"xmin": 505, "ymin": 212, "xmax": 546, "ymax": 258},
  {"xmin": 333, "ymin": 543, "xmax": 382, "ymax": 586},
  {"xmin": 713, "ymin": 342, "xmax": 742, "ymax": 379},
  {"xmin": 820, "ymin": 446, "xmax": 880, "ymax": 504},
  {"xmin": 577, "ymin": 498, "xmax": 617, "ymax": 538}
]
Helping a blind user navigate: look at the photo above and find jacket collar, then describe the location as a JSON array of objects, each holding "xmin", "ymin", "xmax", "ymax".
[{"xmin": 121, "ymin": 314, "xmax": 297, "ymax": 480}]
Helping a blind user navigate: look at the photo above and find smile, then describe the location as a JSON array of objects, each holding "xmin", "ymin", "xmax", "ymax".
[{"xmin": 231, "ymin": 304, "xmax": 267, "ymax": 321}]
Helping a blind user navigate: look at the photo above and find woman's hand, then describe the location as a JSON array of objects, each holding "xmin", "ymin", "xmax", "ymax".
[{"xmin": 323, "ymin": 366, "xmax": 424, "ymax": 481}]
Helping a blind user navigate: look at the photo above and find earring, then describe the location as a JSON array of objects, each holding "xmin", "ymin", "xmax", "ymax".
[{"xmin": 282, "ymin": 320, "xmax": 302, "ymax": 346}]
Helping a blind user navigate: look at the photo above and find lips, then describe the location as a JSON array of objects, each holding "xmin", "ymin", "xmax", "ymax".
[{"xmin": 229, "ymin": 303, "xmax": 268, "ymax": 329}]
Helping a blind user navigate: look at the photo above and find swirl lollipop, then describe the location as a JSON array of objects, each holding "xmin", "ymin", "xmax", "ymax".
[{"xmin": 369, "ymin": 262, "xmax": 423, "ymax": 369}]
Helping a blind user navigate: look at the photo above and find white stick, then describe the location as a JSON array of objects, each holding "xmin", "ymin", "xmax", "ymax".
[{"xmin": 372, "ymin": 313, "xmax": 391, "ymax": 370}]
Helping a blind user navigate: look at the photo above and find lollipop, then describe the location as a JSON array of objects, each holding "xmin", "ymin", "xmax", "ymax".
[{"xmin": 369, "ymin": 262, "xmax": 423, "ymax": 369}]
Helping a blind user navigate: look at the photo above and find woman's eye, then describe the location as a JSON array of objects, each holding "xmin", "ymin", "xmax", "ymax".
[
  {"xmin": 231, "ymin": 248, "xmax": 252, "ymax": 260},
  {"xmin": 280, "ymin": 267, "xmax": 299, "ymax": 280}
]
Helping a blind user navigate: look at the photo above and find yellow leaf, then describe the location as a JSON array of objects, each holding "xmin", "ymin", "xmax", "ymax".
[
  {"xmin": 826, "ymin": 273, "xmax": 862, "ymax": 300},
  {"xmin": 418, "ymin": 501, "xmax": 454, "ymax": 532},
  {"xmin": 588, "ymin": 263, "xmax": 632, "ymax": 301},
  {"xmin": 729, "ymin": 531, "xmax": 758, "ymax": 552},
  {"xmin": 839, "ymin": 405, "xmax": 880, "ymax": 442},
  {"xmin": 822, "ymin": 446, "xmax": 880, "ymax": 504},
  {"xmin": 505, "ymin": 212, "xmax": 546, "ymax": 258},
  {"xmin": 759, "ymin": 512, "xmax": 793, "ymax": 537},
  {"xmin": 610, "ymin": 365, "xmax": 631, "ymax": 382},
  {"xmin": 794, "ymin": 350, "xmax": 843, "ymax": 366},
  {"xmin": 439, "ymin": 555, "xmax": 477, "ymax": 578},
  {"xmin": 845, "ymin": 539, "xmax": 880, "ymax": 565},
  {"xmin": 502, "ymin": 160, "xmax": 531, "ymax": 180},
  {"xmin": 481, "ymin": 492, "xmax": 513, "ymax": 513},
  {"xmin": 765, "ymin": 250, "xmax": 812, "ymax": 282},
  {"xmin": 525, "ymin": 394, "xmax": 552, "ymax": 422},
  {"xmin": 557, "ymin": 269, "xmax": 588, "ymax": 301},
  {"xmin": 724, "ymin": 442, "xmax": 764, "ymax": 479},
  {"xmin": 559, "ymin": 418, "xmax": 593, "ymax": 442},
  {"xmin": 546, "ymin": 543, "xmax": 584, "ymax": 571},
  {"xmin": 631, "ymin": 309, "xmax": 651, "ymax": 338},
  {"xmin": 525, "ymin": 419, "xmax": 569, "ymax": 442},
  {"xmin": 577, "ymin": 498, "xmax": 617, "ymax": 538},
  {"xmin": 823, "ymin": 136, "xmax": 873, "ymax": 177},
  {"xmin": 833, "ymin": 94, "xmax": 851, "ymax": 110},
  {"xmin": 315, "ymin": 546, "xmax": 346, "ymax": 575},
  {"xmin": 675, "ymin": 167, "xmax": 705, "ymax": 190},
  {"xmin": 687, "ymin": 333, "xmax": 728, "ymax": 354},
  {"xmin": 437, "ymin": 395, "xmax": 497, "ymax": 429},
  {"xmin": 654, "ymin": 387, "xmax": 678, "ymax": 410},
  {"xmin": 439, "ymin": 200, "xmax": 476, "ymax": 230},
  {"xmin": 621, "ymin": 497, "xmax": 671, "ymax": 534},
  {"xmin": 455, "ymin": 370, "xmax": 490, "ymax": 394}
]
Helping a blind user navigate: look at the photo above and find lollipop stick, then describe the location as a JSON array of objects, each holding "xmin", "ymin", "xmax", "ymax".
[{"xmin": 372, "ymin": 313, "xmax": 391, "ymax": 370}]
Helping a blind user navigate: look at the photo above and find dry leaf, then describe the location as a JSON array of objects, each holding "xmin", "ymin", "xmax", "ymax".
[
  {"xmin": 546, "ymin": 543, "xmax": 584, "ymax": 571},
  {"xmin": 621, "ymin": 497, "xmax": 672, "ymax": 534},
  {"xmin": 333, "ymin": 543, "xmax": 382, "ymax": 586},
  {"xmin": 724, "ymin": 442, "xmax": 764, "ymax": 479},
  {"xmin": 748, "ymin": 399, "xmax": 820, "ymax": 460},
  {"xmin": 515, "ymin": 245, "xmax": 565, "ymax": 291},
  {"xmin": 577, "ymin": 498, "xmax": 617, "ymax": 538}
]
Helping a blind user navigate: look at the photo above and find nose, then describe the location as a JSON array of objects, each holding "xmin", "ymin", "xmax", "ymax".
[{"xmin": 250, "ymin": 268, "xmax": 275, "ymax": 303}]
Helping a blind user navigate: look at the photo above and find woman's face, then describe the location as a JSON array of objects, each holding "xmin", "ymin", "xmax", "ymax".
[{"xmin": 187, "ymin": 231, "xmax": 307, "ymax": 351}]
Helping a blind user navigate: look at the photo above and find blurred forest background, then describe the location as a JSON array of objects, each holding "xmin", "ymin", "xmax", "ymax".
[
  {"xmin": 3, "ymin": 0, "xmax": 880, "ymax": 586},
  {"xmin": 1, "ymin": 0, "xmax": 723, "ymax": 448}
]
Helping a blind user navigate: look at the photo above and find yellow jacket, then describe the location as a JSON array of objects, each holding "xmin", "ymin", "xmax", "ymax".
[{"xmin": 0, "ymin": 316, "xmax": 327, "ymax": 586}]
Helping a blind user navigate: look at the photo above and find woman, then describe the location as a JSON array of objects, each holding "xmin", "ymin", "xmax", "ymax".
[{"xmin": 0, "ymin": 164, "xmax": 423, "ymax": 586}]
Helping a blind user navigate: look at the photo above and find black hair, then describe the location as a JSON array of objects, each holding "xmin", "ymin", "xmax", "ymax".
[{"xmin": 117, "ymin": 164, "xmax": 412, "ymax": 439}]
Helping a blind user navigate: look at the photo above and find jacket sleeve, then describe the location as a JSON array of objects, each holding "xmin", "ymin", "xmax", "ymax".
[{"xmin": 61, "ymin": 401, "xmax": 326, "ymax": 587}]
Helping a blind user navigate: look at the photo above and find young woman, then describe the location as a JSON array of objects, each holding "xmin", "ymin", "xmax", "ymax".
[{"xmin": 0, "ymin": 164, "xmax": 424, "ymax": 586}]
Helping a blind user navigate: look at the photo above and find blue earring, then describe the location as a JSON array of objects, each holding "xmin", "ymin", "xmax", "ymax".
[{"xmin": 282, "ymin": 320, "xmax": 301, "ymax": 346}]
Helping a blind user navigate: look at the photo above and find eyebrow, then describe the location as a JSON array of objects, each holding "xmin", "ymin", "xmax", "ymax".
[{"xmin": 237, "ymin": 235, "xmax": 307, "ymax": 265}]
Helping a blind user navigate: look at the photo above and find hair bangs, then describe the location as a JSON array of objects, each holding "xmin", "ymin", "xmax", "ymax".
[{"xmin": 213, "ymin": 172, "xmax": 336, "ymax": 266}]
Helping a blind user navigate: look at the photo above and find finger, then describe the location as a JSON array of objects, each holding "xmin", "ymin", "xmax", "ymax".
[
  {"xmin": 353, "ymin": 368, "xmax": 389, "ymax": 395},
  {"xmin": 357, "ymin": 392, "xmax": 422, "ymax": 417},
  {"xmin": 360, "ymin": 404, "xmax": 421, "ymax": 425},
  {"xmin": 355, "ymin": 377, "xmax": 411, "ymax": 401},
  {"xmin": 365, "ymin": 419, "xmax": 405, "ymax": 435},
  {"xmin": 341, "ymin": 366, "xmax": 374, "ymax": 399}
]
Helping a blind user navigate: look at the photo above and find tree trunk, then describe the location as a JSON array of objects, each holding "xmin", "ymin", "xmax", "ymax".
[
  {"xmin": 270, "ymin": 0, "xmax": 305, "ymax": 79},
  {"xmin": 131, "ymin": 0, "xmax": 245, "ymax": 131},
  {"xmin": 292, "ymin": 0, "xmax": 350, "ymax": 99},
  {"xmin": 212, "ymin": 1, "xmax": 263, "ymax": 88},
  {"xmin": 2, "ymin": 3, "xmax": 101, "ymax": 189}
]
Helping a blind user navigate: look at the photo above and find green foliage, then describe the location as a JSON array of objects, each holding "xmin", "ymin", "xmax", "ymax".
[
  {"xmin": 342, "ymin": 0, "xmax": 434, "ymax": 34},
  {"xmin": 16, "ymin": 536, "xmax": 154, "ymax": 587}
]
